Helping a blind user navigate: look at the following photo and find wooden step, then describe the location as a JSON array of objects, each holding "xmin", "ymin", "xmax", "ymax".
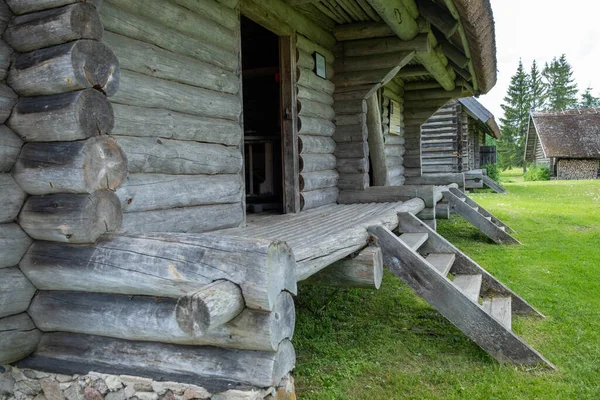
[
  {"xmin": 453, "ymin": 274, "xmax": 482, "ymax": 302},
  {"xmin": 459, "ymin": 197, "xmax": 466, "ymax": 202},
  {"xmin": 426, "ymin": 253, "xmax": 455, "ymax": 276},
  {"xmin": 471, "ymin": 206, "xmax": 479, "ymax": 212},
  {"xmin": 484, "ymin": 216, "xmax": 492, "ymax": 222},
  {"xmin": 398, "ymin": 233, "xmax": 428, "ymax": 251},
  {"xmin": 483, "ymin": 297, "xmax": 512, "ymax": 330},
  {"xmin": 499, "ymin": 226, "xmax": 506, "ymax": 232}
]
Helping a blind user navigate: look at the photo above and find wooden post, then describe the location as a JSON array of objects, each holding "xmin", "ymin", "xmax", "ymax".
[{"xmin": 366, "ymin": 93, "xmax": 388, "ymax": 186}]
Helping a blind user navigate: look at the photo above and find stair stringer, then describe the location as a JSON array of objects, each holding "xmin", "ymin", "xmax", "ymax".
[
  {"xmin": 368, "ymin": 224, "xmax": 554, "ymax": 368},
  {"xmin": 449, "ymin": 188, "xmax": 515, "ymax": 233},
  {"xmin": 443, "ymin": 191, "xmax": 521, "ymax": 245},
  {"xmin": 482, "ymin": 175, "xmax": 507, "ymax": 194},
  {"xmin": 397, "ymin": 212, "xmax": 542, "ymax": 317}
]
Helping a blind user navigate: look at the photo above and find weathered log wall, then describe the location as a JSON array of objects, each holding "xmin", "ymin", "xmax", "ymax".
[
  {"xmin": 99, "ymin": 0, "xmax": 244, "ymax": 232},
  {"xmin": 420, "ymin": 100, "xmax": 461, "ymax": 174},
  {"xmin": 380, "ymin": 78, "xmax": 406, "ymax": 185}
]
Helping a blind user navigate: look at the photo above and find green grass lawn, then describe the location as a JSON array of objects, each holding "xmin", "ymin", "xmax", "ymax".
[{"xmin": 293, "ymin": 170, "xmax": 600, "ymax": 399}]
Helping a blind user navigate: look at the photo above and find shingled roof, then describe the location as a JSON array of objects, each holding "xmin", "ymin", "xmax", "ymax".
[
  {"xmin": 458, "ymin": 97, "xmax": 501, "ymax": 138},
  {"xmin": 528, "ymin": 109, "xmax": 600, "ymax": 159}
]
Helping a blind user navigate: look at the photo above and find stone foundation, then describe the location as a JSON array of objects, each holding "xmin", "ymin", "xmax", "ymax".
[
  {"xmin": 0, "ymin": 367, "xmax": 295, "ymax": 400},
  {"xmin": 557, "ymin": 159, "xmax": 600, "ymax": 180}
]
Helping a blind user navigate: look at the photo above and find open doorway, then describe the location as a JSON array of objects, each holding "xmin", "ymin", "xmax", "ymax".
[{"xmin": 241, "ymin": 17, "xmax": 284, "ymax": 214}]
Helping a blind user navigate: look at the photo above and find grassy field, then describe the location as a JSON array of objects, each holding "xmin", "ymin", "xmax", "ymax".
[{"xmin": 293, "ymin": 170, "xmax": 600, "ymax": 399}]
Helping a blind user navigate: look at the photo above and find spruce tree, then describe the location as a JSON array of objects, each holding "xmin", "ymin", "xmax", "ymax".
[
  {"xmin": 580, "ymin": 87, "xmax": 600, "ymax": 108},
  {"xmin": 529, "ymin": 60, "xmax": 546, "ymax": 111},
  {"xmin": 543, "ymin": 54, "xmax": 579, "ymax": 110},
  {"xmin": 498, "ymin": 60, "xmax": 530, "ymax": 170}
]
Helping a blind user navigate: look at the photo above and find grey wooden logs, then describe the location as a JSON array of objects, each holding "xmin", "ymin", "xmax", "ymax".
[
  {"xmin": 0, "ymin": 174, "xmax": 26, "ymax": 223},
  {"xmin": 9, "ymin": 40, "xmax": 120, "ymax": 96},
  {"xmin": 21, "ymin": 333, "xmax": 295, "ymax": 392},
  {"xmin": 300, "ymin": 170, "xmax": 339, "ymax": 191},
  {"xmin": 18, "ymin": 190, "xmax": 122, "ymax": 243},
  {"xmin": 4, "ymin": 3, "xmax": 103, "ymax": 52},
  {"xmin": 0, "ymin": 84, "xmax": 17, "ymax": 123},
  {"xmin": 0, "ymin": 126, "xmax": 22, "ymax": 172},
  {"xmin": 0, "ymin": 40, "xmax": 13, "ymax": 81},
  {"xmin": 338, "ymin": 185, "xmax": 436, "ymax": 207},
  {"xmin": 0, "ymin": 223, "xmax": 32, "ymax": 268},
  {"xmin": 297, "ymin": 115, "xmax": 335, "ymax": 137},
  {"xmin": 299, "ymin": 154, "xmax": 336, "ymax": 173},
  {"xmin": 20, "ymin": 233, "xmax": 297, "ymax": 311},
  {"xmin": 0, "ymin": 313, "xmax": 42, "ymax": 365},
  {"xmin": 8, "ymin": 89, "xmax": 114, "ymax": 142},
  {"xmin": 0, "ymin": 267, "xmax": 36, "ymax": 318},
  {"xmin": 116, "ymin": 174, "xmax": 242, "ymax": 213},
  {"xmin": 13, "ymin": 137, "xmax": 127, "ymax": 195},
  {"xmin": 176, "ymin": 280, "xmax": 244, "ymax": 334},
  {"xmin": 5, "ymin": 0, "xmax": 103, "ymax": 15},
  {"xmin": 305, "ymin": 246, "xmax": 383, "ymax": 289},
  {"xmin": 116, "ymin": 137, "xmax": 241, "ymax": 175},
  {"xmin": 300, "ymin": 187, "xmax": 339, "ymax": 211},
  {"xmin": 29, "ymin": 290, "xmax": 294, "ymax": 352}
]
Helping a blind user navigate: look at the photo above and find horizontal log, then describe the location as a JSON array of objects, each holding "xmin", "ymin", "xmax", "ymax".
[
  {"xmin": 387, "ymin": 165, "xmax": 405, "ymax": 178},
  {"xmin": 0, "ymin": 84, "xmax": 17, "ymax": 124},
  {"xmin": 385, "ymin": 135, "xmax": 405, "ymax": 145},
  {"xmin": 0, "ymin": 126, "xmax": 22, "ymax": 172},
  {"xmin": 20, "ymin": 333, "xmax": 295, "ymax": 392},
  {"xmin": 112, "ymin": 70, "xmax": 240, "ymax": 121},
  {"xmin": 9, "ymin": 40, "xmax": 119, "ymax": 96},
  {"xmin": 296, "ymin": 34, "xmax": 335, "ymax": 64},
  {"xmin": 298, "ymin": 98, "xmax": 335, "ymax": 121},
  {"xmin": 305, "ymin": 246, "xmax": 383, "ymax": 289},
  {"xmin": 0, "ymin": 267, "xmax": 36, "ymax": 318},
  {"xmin": 8, "ymin": 89, "xmax": 114, "ymax": 142},
  {"xmin": 366, "ymin": 0, "xmax": 419, "ymax": 41},
  {"xmin": 334, "ymin": 51, "xmax": 414, "ymax": 74},
  {"xmin": 297, "ymin": 85, "xmax": 334, "ymax": 106},
  {"xmin": 339, "ymin": 185, "xmax": 436, "ymax": 207},
  {"xmin": 4, "ymin": 3, "xmax": 103, "ymax": 52},
  {"xmin": 298, "ymin": 135, "xmax": 335, "ymax": 154},
  {"xmin": 416, "ymin": 207, "xmax": 435, "ymax": 220},
  {"xmin": 13, "ymin": 137, "xmax": 127, "ymax": 195},
  {"xmin": 112, "ymin": 104, "xmax": 242, "ymax": 146},
  {"xmin": 337, "ymin": 172, "xmax": 369, "ymax": 190},
  {"xmin": 389, "ymin": 175, "xmax": 405, "ymax": 186},
  {"xmin": 177, "ymin": 280, "xmax": 244, "ymax": 333},
  {"xmin": 299, "ymin": 153, "xmax": 337, "ymax": 173},
  {"xmin": 169, "ymin": 0, "xmax": 238, "ymax": 31},
  {"xmin": 117, "ymin": 136, "xmax": 242, "ymax": 175},
  {"xmin": 117, "ymin": 173, "xmax": 242, "ymax": 213},
  {"xmin": 342, "ymin": 34, "xmax": 429, "ymax": 57},
  {"xmin": 0, "ymin": 174, "xmax": 26, "ymax": 223},
  {"xmin": 297, "ymin": 115, "xmax": 335, "ymax": 137},
  {"xmin": 336, "ymin": 157, "xmax": 369, "ymax": 174},
  {"xmin": 335, "ymin": 141, "xmax": 369, "ymax": 158},
  {"xmin": 29, "ymin": 290, "xmax": 294, "ymax": 352},
  {"xmin": 417, "ymin": 0, "xmax": 459, "ymax": 38},
  {"xmin": 121, "ymin": 203, "xmax": 243, "ymax": 234},
  {"xmin": 0, "ymin": 313, "xmax": 42, "ymax": 365},
  {"xmin": 21, "ymin": 232, "xmax": 297, "ymax": 311},
  {"xmin": 335, "ymin": 113, "xmax": 363, "ymax": 126},
  {"xmin": 295, "ymin": 48, "xmax": 334, "ymax": 80},
  {"xmin": 18, "ymin": 190, "xmax": 122, "ymax": 243},
  {"xmin": 299, "ymin": 169, "xmax": 338, "ymax": 191},
  {"xmin": 333, "ymin": 124, "xmax": 367, "ymax": 143},
  {"xmin": 333, "ymin": 67, "xmax": 401, "ymax": 88},
  {"xmin": 404, "ymin": 173, "xmax": 465, "ymax": 188},
  {"xmin": 105, "ymin": 0, "xmax": 237, "ymax": 53},
  {"xmin": 0, "ymin": 40, "xmax": 13, "ymax": 81},
  {"xmin": 385, "ymin": 156, "xmax": 404, "ymax": 168},
  {"xmin": 333, "ymin": 99, "xmax": 366, "ymax": 115},
  {"xmin": 436, "ymin": 202, "xmax": 450, "ymax": 219},
  {"xmin": 297, "ymin": 67, "xmax": 335, "ymax": 95},
  {"xmin": 5, "ymin": 0, "xmax": 102, "ymax": 15},
  {"xmin": 385, "ymin": 145, "xmax": 406, "ymax": 158},
  {"xmin": 333, "ymin": 21, "xmax": 395, "ymax": 41},
  {"xmin": 0, "ymin": 223, "xmax": 32, "ymax": 268},
  {"xmin": 99, "ymin": 2, "xmax": 237, "ymax": 72},
  {"xmin": 300, "ymin": 187, "xmax": 339, "ymax": 211}
]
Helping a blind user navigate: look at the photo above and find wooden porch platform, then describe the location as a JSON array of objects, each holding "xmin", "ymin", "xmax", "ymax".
[{"xmin": 219, "ymin": 199, "xmax": 425, "ymax": 280}]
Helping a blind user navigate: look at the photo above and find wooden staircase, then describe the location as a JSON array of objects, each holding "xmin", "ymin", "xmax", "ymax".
[
  {"xmin": 369, "ymin": 213, "xmax": 554, "ymax": 368},
  {"xmin": 443, "ymin": 187, "xmax": 520, "ymax": 245},
  {"xmin": 482, "ymin": 176, "xmax": 507, "ymax": 194}
]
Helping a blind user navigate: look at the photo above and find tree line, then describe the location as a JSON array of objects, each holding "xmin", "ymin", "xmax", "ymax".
[{"xmin": 496, "ymin": 55, "xmax": 600, "ymax": 169}]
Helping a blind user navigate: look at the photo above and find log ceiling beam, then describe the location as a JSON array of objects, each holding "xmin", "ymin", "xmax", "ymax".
[
  {"xmin": 366, "ymin": 0, "xmax": 420, "ymax": 41},
  {"xmin": 416, "ymin": 0, "xmax": 459, "ymax": 38},
  {"xmin": 333, "ymin": 22, "xmax": 395, "ymax": 41},
  {"xmin": 435, "ymin": 31, "xmax": 470, "ymax": 68},
  {"xmin": 414, "ymin": 32, "xmax": 456, "ymax": 91},
  {"xmin": 397, "ymin": 65, "xmax": 430, "ymax": 78}
]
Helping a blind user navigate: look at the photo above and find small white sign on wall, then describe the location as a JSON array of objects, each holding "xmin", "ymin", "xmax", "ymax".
[{"xmin": 314, "ymin": 52, "xmax": 327, "ymax": 79}]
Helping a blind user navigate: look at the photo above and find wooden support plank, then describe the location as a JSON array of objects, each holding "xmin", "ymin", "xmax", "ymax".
[
  {"xmin": 20, "ymin": 233, "xmax": 297, "ymax": 311},
  {"xmin": 448, "ymin": 188, "xmax": 514, "ymax": 232},
  {"xmin": 453, "ymin": 274, "xmax": 482, "ymax": 302},
  {"xmin": 368, "ymin": 224, "xmax": 554, "ymax": 368},
  {"xmin": 305, "ymin": 246, "xmax": 383, "ymax": 289},
  {"xmin": 417, "ymin": 0, "xmax": 459, "ymax": 38},
  {"xmin": 0, "ymin": 175, "xmax": 26, "ymax": 223},
  {"xmin": 13, "ymin": 137, "xmax": 127, "ymax": 195},
  {"xmin": 20, "ymin": 333, "xmax": 296, "ymax": 392},
  {"xmin": 29, "ymin": 290, "xmax": 294, "ymax": 351},
  {"xmin": 483, "ymin": 297, "xmax": 512, "ymax": 330},
  {"xmin": 366, "ymin": 93, "xmax": 388, "ymax": 186},
  {"xmin": 398, "ymin": 232, "xmax": 428, "ymax": 250},
  {"xmin": 4, "ymin": 3, "xmax": 103, "ymax": 52},
  {"xmin": 339, "ymin": 185, "xmax": 436, "ymax": 207},
  {"xmin": 426, "ymin": 253, "xmax": 455, "ymax": 276},
  {"xmin": 0, "ymin": 267, "xmax": 37, "ymax": 318},
  {"xmin": 18, "ymin": 190, "xmax": 122, "ymax": 243},
  {"xmin": 0, "ymin": 313, "xmax": 42, "ymax": 365},
  {"xmin": 333, "ymin": 22, "xmax": 394, "ymax": 41}
]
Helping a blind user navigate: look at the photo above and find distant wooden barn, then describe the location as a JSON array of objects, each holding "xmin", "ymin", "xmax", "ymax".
[
  {"xmin": 421, "ymin": 97, "xmax": 500, "ymax": 175},
  {"xmin": 525, "ymin": 109, "xmax": 600, "ymax": 180}
]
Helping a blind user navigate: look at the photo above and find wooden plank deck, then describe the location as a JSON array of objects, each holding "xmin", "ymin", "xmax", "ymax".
[{"xmin": 219, "ymin": 199, "xmax": 425, "ymax": 281}]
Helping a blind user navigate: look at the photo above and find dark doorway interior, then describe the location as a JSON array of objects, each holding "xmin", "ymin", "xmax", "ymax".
[{"xmin": 241, "ymin": 17, "xmax": 283, "ymax": 213}]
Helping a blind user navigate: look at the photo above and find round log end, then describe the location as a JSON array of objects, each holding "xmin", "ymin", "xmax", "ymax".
[
  {"xmin": 299, "ymin": 193, "xmax": 305, "ymax": 211},
  {"xmin": 0, "ymin": 223, "xmax": 33, "ymax": 268},
  {"xmin": 71, "ymin": 3, "xmax": 104, "ymax": 42},
  {"xmin": 73, "ymin": 40, "xmax": 120, "ymax": 96},
  {"xmin": 79, "ymin": 88, "xmax": 115, "ymax": 136},
  {"xmin": 372, "ymin": 247, "xmax": 384, "ymax": 290},
  {"xmin": 268, "ymin": 291, "xmax": 296, "ymax": 348},
  {"xmin": 266, "ymin": 241, "xmax": 297, "ymax": 303},
  {"xmin": 0, "ymin": 313, "xmax": 42, "ymax": 365},
  {"xmin": 176, "ymin": 280, "xmax": 245, "ymax": 335},
  {"xmin": 84, "ymin": 136, "xmax": 127, "ymax": 191},
  {"xmin": 272, "ymin": 339, "xmax": 296, "ymax": 387}
]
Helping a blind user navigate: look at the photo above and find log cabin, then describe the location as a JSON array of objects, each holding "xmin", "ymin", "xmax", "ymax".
[
  {"xmin": 420, "ymin": 97, "xmax": 502, "ymax": 190},
  {"xmin": 0, "ymin": 0, "xmax": 553, "ymax": 398},
  {"xmin": 525, "ymin": 108, "xmax": 600, "ymax": 180}
]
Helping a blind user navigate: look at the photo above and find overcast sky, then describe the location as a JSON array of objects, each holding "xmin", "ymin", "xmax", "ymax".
[{"xmin": 477, "ymin": 0, "xmax": 600, "ymax": 122}]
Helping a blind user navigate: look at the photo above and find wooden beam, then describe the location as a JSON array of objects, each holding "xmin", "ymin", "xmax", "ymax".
[
  {"xmin": 416, "ymin": 0, "xmax": 459, "ymax": 38},
  {"xmin": 366, "ymin": 93, "xmax": 388, "ymax": 186},
  {"xmin": 436, "ymin": 33, "xmax": 469, "ymax": 68},
  {"xmin": 404, "ymin": 80, "xmax": 443, "ymax": 91},
  {"xmin": 398, "ymin": 65, "xmax": 431, "ymax": 78},
  {"xmin": 333, "ymin": 22, "xmax": 395, "ymax": 41},
  {"xmin": 339, "ymin": 185, "xmax": 436, "ymax": 207},
  {"xmin": 342, "ymin": 33, "xmax": 429, "ymax": 57},
  {"xmin": 365, "ymin": 0, "xmax": 420, "ymax": 41}
]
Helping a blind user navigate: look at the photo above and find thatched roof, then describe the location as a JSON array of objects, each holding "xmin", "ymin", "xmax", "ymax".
[
  {"xmin": 529, "ymin": 109, "xmax": 600, "ymax": 158},
  {"xmin": 452, "ymin": 0, "xmax": 497, "ymax": 94},
  {"xmin": 458, "ymin": 97, "xmax": 500, "ymax": 138}
]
